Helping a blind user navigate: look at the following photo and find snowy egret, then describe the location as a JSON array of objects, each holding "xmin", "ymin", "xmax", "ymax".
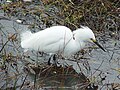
[{"xmin": 21, "ymin": 25, "xmax": 105, "ymax": 58}]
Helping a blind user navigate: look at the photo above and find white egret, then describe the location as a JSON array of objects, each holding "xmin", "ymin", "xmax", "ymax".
[{"xmin": 21, "ymin": 25, "xmax": 105, "ymax": 61}]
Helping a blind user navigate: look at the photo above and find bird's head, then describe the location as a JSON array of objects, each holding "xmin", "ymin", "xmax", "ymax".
[{"xmin": 73, "ymin": 26, "xmax": 106, "ymax": 51}]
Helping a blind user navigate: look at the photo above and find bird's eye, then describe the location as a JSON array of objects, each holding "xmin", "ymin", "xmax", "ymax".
[
  {"xmin": 90, "ymin": 38, "xmax": 93, "ymax": 41},
  {"xmin": 90, "ymin": 38, "xmax": 93, "ymax": 40}
]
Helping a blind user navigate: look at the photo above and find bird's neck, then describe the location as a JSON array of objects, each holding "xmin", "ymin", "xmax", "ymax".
[{"xmin": 63, "ymin": 39, "xmax": 85, "ymax": 57}]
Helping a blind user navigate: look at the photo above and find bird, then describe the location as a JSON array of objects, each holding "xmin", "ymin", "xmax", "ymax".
[{"xmin": 21, "ymin": 25, "xmax": 105, "ymax": 63}]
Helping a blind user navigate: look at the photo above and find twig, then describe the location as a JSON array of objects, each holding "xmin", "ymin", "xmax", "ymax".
[
  {"xmin": 20, "ymin": 73, "xmax": 29, "ymax": 89},
  {"xmin": 0, "ymin": 33, "xmax": 16, "ymax": 53},
  {"xmin": 91, "ymin": 60, "xmax": 104, "ymax": 76},
  {"xmin": 0, "ymin": 40, "xmax": 9, "ymax": 53}
]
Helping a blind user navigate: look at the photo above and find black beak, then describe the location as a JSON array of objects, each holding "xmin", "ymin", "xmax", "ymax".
[{"xmin": 92, "ymin": 39, "xmax": 106, "ymax": 52}]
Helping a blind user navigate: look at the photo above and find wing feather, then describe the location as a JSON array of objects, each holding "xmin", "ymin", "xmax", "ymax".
[{"xmin": 21, "ymin": 26, "xmax": 73, "ymax": 53}]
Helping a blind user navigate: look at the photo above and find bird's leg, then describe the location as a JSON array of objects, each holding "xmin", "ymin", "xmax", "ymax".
[
  {"xmin": 48, "ymin": 54, "xmax": 59, "ymax": 66},
  {"xmin": 53, "ymin": 54, "xmax": 61, "ymax": 66},
  {"xmin": 48, "ymin": 55, "xmax": 53, "ymax": 65},
  {"xmin": 53, "ymin": 54, "xmax": 57, "ymax": 66}
]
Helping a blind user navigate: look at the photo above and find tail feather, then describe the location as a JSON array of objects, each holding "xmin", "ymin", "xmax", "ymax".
[
  {"xmin": 21, "ymin": 30, "xmax": 32, "ymax": 52},
  {"xmin": 21, "ymin": 30, "xmax": 32, "ymax": 41}
]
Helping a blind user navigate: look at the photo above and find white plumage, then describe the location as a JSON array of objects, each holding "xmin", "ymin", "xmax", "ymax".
[{"xmin": 21, "ymin": 25, "xmax": 105, "ymax": 57}]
